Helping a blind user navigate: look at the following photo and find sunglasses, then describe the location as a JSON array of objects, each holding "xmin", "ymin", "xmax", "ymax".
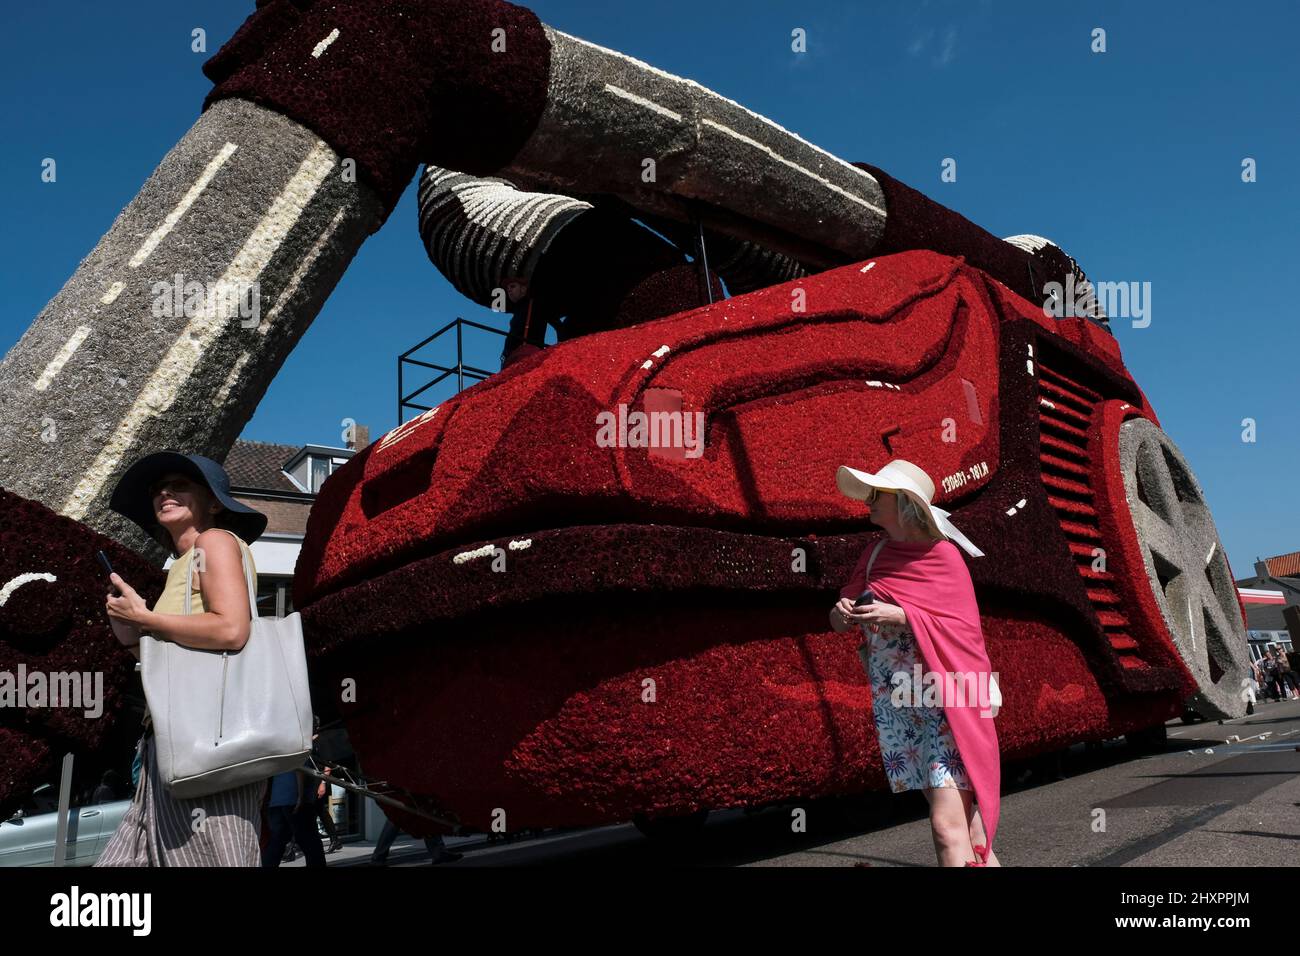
[
  {"xmin": 148, "ymin": 475, "xmax": 196, "ymax": 497},
  {"xmin": 865, "ymin": 487, "xmax": 897, "ymax": 504}
]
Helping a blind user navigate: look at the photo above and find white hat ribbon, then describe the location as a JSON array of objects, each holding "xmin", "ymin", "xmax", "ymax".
[
  {"xmin": 930, "ymin": 505, "xmax": 985, "ymax": 558},
  {"xmin": 836, "ymin": 460, "xmax": 985, "ymax": 559}
]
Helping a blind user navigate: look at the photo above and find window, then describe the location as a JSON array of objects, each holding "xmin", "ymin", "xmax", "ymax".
[
  {"xmin": 310, "ymin": 456, "xmax": 329, "ymax": 493},
  {"xmin": 256, "ymin": 578, "xmax": 292, "ymax": 617},
  {"xmin": 306, "ymin": 454, "xmax": 348, "ymax": 493}
]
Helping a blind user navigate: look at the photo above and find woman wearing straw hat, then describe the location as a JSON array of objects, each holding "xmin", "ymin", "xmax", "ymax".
[
  {"xmin": 94, "ymin": 451, "xmax": 270, "ymax": 867},
  {"xmin": 830, "ymin": 458, "xmax": 1002, "ymax": 867}
]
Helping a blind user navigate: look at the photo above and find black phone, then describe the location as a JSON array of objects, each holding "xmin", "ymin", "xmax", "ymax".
[
  {"xmin": 96, "ymin": 550, "xmax": 120, "ymax": 594},
  {"xmin": 853, "ymin": 588, "xmax": 876, "ymax": 607}
]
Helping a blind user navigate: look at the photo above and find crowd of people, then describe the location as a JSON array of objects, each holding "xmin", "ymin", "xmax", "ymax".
[{"xmin": 1248, "ymin": 646, "xmax": 1300, "ymax": 712}]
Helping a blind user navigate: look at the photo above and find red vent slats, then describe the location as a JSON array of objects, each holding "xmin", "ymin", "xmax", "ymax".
[{"xmin": 1037, "ymin": 348, "xmax": 1147, "ymax": 670}]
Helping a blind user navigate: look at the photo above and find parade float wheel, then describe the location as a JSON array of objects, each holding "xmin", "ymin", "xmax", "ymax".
[{"xmin": 1118, "ymin": 418, "xmax": 1251, "ymax": 719}]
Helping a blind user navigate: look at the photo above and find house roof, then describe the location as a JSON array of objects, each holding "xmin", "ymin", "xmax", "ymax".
[
  {"xmin": 1236, "ymin": 552, "xmax": 1300, "ymax": 639},
  {"xmin": 1237, "ymin": 573, "xmax": 1300, "ymax": 598},
  {"xmin": 222, "ymin": 439, "xmax": 304, "ymax": 494},
  {"xmin": 1266, "ymin": 551, "xmax": 1300, "ymax": 577}
]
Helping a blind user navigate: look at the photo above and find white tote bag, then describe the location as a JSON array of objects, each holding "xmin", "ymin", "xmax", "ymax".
[{"xmin": 141, "ymin": 529, "xmax": 313, "ymax": 798}]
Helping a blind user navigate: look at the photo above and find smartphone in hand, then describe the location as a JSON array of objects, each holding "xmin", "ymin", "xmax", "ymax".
[
  {"xmin": 853, "ymin": 588, "xmax": 875, "ymax": 607},
  {"xmin": 96, "ymin": 550, "xmax": 120, "ymax": 595}
]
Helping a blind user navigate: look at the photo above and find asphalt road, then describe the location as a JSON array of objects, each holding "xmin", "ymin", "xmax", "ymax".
[{"xmin": 361, "ymin": 697, "xmax": 1300, "ymax": 868}]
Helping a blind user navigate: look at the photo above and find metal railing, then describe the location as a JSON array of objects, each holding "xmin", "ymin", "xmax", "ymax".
[{"xmin": 397, "ymin": 317, "xmax": 506, "ymax": 425}]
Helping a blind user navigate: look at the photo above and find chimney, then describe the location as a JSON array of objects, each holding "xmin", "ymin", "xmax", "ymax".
[
  {"xmin": 347, "ymin": 424, "xmax": 370, "ymax": 451},
  {"xmin": 1254, "ymin": 559, "xmax": 1270, "ymax": 582}
]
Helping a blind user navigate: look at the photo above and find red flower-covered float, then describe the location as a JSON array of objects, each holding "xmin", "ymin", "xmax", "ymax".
[
  {"xmin": 0, "ymin": 0, "xmax": 1251, "ymax": 833},
  {"xmin": 295, "ymin": 246, "xmax": 1250, "ymax": 834}
]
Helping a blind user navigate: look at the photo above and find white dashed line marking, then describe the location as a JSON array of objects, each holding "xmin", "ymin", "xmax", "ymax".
[
  {"xmin": 603, "ymin": 83, "xmax": 683, "ymax": 122},
  {"xmin": 128, "ymin": 142, "xmax": 238, "ymax": 268},
  {"xmin": 641, "ymin": 345, "xmax": 672, "ymax": 371},
  {"xmin": 311, "ymin": 28, "xmax": 340, "ymax": 58},
  {"xmin": 702, "ymin": 118, "xmax": 887, "ymax": 218},
  {"xmin": 257, "ymin": 205, "xmax": 349, "ymax": 334},
  {"xmin": 453, "ymin": 544, "xmax": 496, "ymax": 564},
  {"xmin": 33, "ymin": 326, "xmax": 91, "ymax": 392},
  {"xmin": 213, "ymin": 351, "xmax": 252, "ymax": 407},
  {"xmin": 453, "ymin": 538, "xmax": 532, "ymax": 564},
  {"xmin": 64, "ymin": 141, "xmax": 336, "ymax": 520},
  {"xmin": 564, "ymin": 30, "xmax": 886, "ymax": 203}
]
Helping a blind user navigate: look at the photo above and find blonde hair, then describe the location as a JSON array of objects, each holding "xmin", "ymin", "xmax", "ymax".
[{"xmin": 896, "ymin": 491, "xmax": 942, "ymax": 541}]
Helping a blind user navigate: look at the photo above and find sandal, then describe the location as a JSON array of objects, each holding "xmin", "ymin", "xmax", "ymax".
[{"xmin": 965, "ymin": 843, "xmax": 989, "ymax": 867}]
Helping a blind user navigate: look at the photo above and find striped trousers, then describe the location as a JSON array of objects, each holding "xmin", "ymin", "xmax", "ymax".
[{"xmin": 94, "ymin": 732, "xmax": 266, "ymax": 867}]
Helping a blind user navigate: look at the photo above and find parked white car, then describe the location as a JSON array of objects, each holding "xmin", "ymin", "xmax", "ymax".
[{"xmin": 0, "ymin": 784, "xmax": 130, "ymax": 866}]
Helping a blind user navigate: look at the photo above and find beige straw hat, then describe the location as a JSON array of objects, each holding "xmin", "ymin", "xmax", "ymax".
[{"xmin": 835, "ymin": 458, "xmax": 984, "ymax": 557}]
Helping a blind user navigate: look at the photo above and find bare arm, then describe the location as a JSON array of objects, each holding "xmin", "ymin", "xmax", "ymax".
[
  {"xmin": 112, "ymin": 530, "xmax": 252, "ymax": 652},
  {"xmin": 147, "ymin": 531, "xmax": 251, "ymax": 651},
  {"xmin": 109, "ymin": 616, "xmax": 143, "ymax": 660}
]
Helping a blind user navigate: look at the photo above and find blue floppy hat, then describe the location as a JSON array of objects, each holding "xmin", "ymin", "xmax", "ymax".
[{"xmin": 109, "ymin": 451, "xmax": 268, "ymax": 546}]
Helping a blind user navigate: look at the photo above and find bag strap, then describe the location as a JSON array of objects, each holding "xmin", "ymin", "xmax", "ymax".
[
  {"xmin": 863, "ymin": 538, "xmax": 888, "ymax": 583},
  {"xmin": 183, "ymin": 528, "xmax": 259, "ymax": 620}
]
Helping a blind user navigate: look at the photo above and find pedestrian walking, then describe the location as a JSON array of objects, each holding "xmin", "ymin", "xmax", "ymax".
[
  {"xmin": 262, "ymin": 760, "xmax": 327, "ymax": 868},
  {"xmin": 96, "ymin": 453, "xmax": 270, "ymax": 866},
  {"xmin": 371, "ymin": 813, "xmax": 462, "ymax": 866}
]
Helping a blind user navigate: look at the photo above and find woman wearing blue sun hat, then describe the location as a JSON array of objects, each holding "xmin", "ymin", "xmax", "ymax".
[{"xmin": 95, "ymin": 451, "xmax": 269, "ymax": 866}]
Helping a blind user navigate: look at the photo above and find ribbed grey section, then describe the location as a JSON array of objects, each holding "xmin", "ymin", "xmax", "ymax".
[
  {"xmin": 1003, "ymin": 234, "xmax": 1053, "ymax": 256},
  {"xmin": 705, "ymin": 232, "xmax": 809, "ymax": 295},
  {"xmin": 417, "ymin": 166, "xmax": 592, "ymax": 306},
  {"xmin": 1004, "ymin": 233, "xmax": 1109, "ymax": 324}
]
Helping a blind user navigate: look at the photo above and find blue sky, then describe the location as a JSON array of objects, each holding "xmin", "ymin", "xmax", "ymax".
[{"xmin": 2, "ymin": 1, "xmax": 1297, "ymax": 576}]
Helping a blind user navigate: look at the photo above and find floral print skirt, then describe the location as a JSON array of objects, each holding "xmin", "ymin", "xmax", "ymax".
[{"xmin": 858, "ymin": 621, "xmax": 972, "ymax": 793}]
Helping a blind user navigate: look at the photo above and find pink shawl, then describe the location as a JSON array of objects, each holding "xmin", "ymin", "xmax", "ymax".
[{"xmin": 840, "ymin": 537, "xmax": 1000, "ymax": 863}]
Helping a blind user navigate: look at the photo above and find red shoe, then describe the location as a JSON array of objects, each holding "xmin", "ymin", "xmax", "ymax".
[{"xmin": 291, "ymin": 249, "xmax": 1250, "ymax": 833}]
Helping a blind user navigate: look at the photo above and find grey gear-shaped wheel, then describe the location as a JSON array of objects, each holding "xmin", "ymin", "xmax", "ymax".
[{"xmin": 1118, "ymin": 417, "xmax": 1251, "ymax": 718}]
